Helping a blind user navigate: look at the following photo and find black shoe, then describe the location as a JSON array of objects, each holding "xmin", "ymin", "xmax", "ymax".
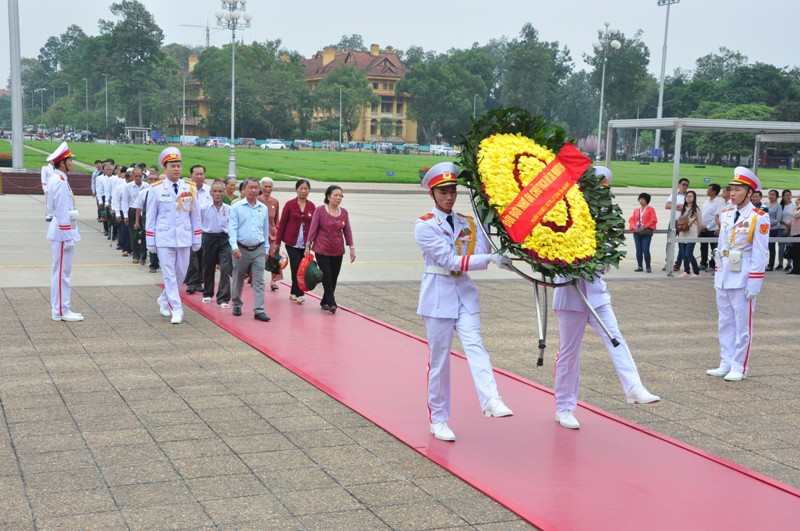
[
  {"xmin": 321, "ymin": 303, "xmax": 330, "ymax": 311},
  {"xmin": 634, "ymin": 268, "xmax": 643, "ymax": 272},
  {"xmin": 776, "ymin": 265, "xmax": 783, "ymax": 271},
  {"xmin": 254, "ymin": 312, "xmax": 270, "ymax": 322},
  {"xmin": 232, "ymin": 306, "xmax": 242, "ymax": 317},
  {"xmin": 186, "ymin": 286, "xmax": 196, "ymax": 294},
  {"xmin": 329, "ymin": 305, "xmax": 337, "ymax": 314},
  {"xmin": 45, "ymin": 217, "xmax": 52, "ymax": 222},
  {"xmin": 766, "ymin": 266, "xmax": 773, "ymax": 271}
]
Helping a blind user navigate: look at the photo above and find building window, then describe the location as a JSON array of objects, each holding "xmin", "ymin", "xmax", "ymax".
[
  {"xmin": 389, "ymin": 83, "xmax": 394, "ymax": 90},
  {"xmin": 383, "ymin": 82, "xmax": 389, "ymax": 90},
  {"xmin": 373, "ymin": 82, "xmax": 379, "ymax": 89},
  {"xmin": 381, "ymin": 97, "xmax": 393, "ymax": 114},
  {"xmin": 396, "ymin": 102, "xmax": 403, "ymax": 115},
  {"xmin": 370, "ymin": 119, "xmax": 378, "ymax": 136}
]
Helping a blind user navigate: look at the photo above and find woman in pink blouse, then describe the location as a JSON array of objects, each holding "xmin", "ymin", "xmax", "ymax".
[
  {"xmin": 276, "ymin": 179, "xmax": 315, "ymax": 303},
  {"xmin": 305, "ymin": 185, "xmax": 355, "ymax": 313},
  {"xmin": 628, "ymin": 192, "xmax": 658, "ymax": 272},
  {"xmin": 259, "ymin": 177, "xmax": 282, "ymax": 291}
]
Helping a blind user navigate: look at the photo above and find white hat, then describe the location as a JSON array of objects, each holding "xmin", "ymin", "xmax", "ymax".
[
  {"xmin": 594, "ymin": 165, "xmax": 612, "ymax": 186},
  {"xmin": 421, "ymin": 162, "xmax": 459, "ymax": 190},
  {"xmin": 730, "ymin": 166, "xmax": 761, "ymax": 192},
  {"xmin": 46, "ymin": 142, "xmax": 74, "ymax": 165},
  {"xmin": 158, "ymin": 147, "xmax": 182, "ymax": 168}
]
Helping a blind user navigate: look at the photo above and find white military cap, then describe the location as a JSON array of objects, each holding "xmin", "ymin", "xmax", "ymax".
[
  {"xmin": 594, "ymin": 165, "xmax": 612, "ymax": 186},
  {"xmin": 730, "ymin": 166, "xmax": 761, "ymax": 192},
  {"xmin": 421, "ymin": 162, "xmax": 459, "ymax": 190},
  {"xmin": 158, "ymin": 147, "xmax": 182, "ymax": 168},
  {"xmin": 46, "ymin": 142, "xmax": 74, "ymax": 164}
]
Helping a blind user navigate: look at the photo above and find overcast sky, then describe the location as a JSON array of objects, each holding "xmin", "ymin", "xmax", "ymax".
[{"xmin": 3, "ymin": 0, "xmax": 798, "ymax": 87}]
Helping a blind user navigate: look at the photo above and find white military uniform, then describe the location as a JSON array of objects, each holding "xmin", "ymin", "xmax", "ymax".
[
  {"xmin": 145, "ymin": 178, "xmax": 202, "ymax": 318},
  {"xmin": 415, "ymin": 207, "xmax": 501, "ymax": 424},
  {"xmin": 552, "ymin": 275, "xmax": 643, "ymax": 413},
  {"xmin": 46, "ymin": 169, "xmax": 81, "ymax": 318},
  {"xmin": 713, "ymin": 201, "xmax": 769, "ymax": 375},
  {"xmin": 41, "ymin": 163, "xmax": 55, "ymax": 219}
]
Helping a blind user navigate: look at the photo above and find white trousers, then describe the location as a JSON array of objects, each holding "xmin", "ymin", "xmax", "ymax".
[
  {"xmin": 554, "ymin": 304, "xmax": 642, "ymax": 413},
  {"xmin": 157, "ymin": 246, "xmax": 190, "ymax": 317},
  {"xmin": 716, "ymin": 287, "xmax": 754, "ymax": 374},
  {"xmin": 423, "ymin": 306, "xmax": 500, "ymax": 424},
  {"xmin": 50, "ymin": 241, "xmax": 74, "ymax": 317}
]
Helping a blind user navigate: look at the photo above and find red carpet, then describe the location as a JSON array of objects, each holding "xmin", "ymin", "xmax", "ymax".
[{"xmin": 183, "ymin": 286, "xmax": 800, "ymax": 530}]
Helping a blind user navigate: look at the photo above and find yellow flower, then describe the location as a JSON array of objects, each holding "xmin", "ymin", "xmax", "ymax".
[{"xmin": 477, "ymin": 134, "xmax": 596, "ymax": 265}]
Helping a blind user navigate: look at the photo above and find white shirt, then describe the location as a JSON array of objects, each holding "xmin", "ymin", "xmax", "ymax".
[
  {"xmin": 122, "ymin": 181, "xmax": 147, "ymax": 212},
  {"xmin": 701, "ymin": 196, "xmax": 724, "ymax": 231},
  {"xmin": 201, "ymin": 202, "xmax": 230, "ymax": 234}
]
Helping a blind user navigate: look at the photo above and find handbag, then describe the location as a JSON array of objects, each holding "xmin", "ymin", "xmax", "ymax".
[
  {"xmin": 638, "ymin": 227, "xmax": 654, "ymax": 237},
  {"xmin": 297, "ymin": 252, "xmax": 323, "ymax": 292},
  {"xmin": 676, "ymin": 214, "xmax": 690, "ymax": 233}
]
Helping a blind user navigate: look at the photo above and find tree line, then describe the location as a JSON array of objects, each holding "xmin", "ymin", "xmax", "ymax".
[{"xmin": 5, "ymin": 0, "xmax": 800, "ymax": 161}]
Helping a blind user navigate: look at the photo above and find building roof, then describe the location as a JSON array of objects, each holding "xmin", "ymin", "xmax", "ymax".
[{"xmin": 301, "ymin": 46, "xmax": 409, "ymax": 82}]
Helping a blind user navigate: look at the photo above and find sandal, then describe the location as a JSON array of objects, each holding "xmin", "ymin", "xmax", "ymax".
[
  {"xmin": 296, "ymin": 296, "xmax": 305, "ymax": 304},
  {"xmin": 270, "ymin": 284, "xmax": 279, "ymax": 291},
  {"xmin": 218, "ymin": 302, "xmax": 230, "ymax": 308}
]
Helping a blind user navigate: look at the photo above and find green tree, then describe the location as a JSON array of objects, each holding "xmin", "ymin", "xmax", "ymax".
[
  {"xmin": 690, "ymin": 102, "xmax": 775, "ymax": 161},
  {"xmin": 332, "ymin": 34, "xmax": 366, "ymax": 52},
  {"xmin": 555, "ymin": 71, "xmax": 597, "ymax": 140},
  {"xmin": 722, "ymin": 63, "xmax": 799, "ymax": 107},
  {"xmin": 314, "ymin": 65, "xmax": 378, "ymax": 142},
  {"xmin": 694, "ymin": 47, "xmax": 748, "ymax": 81},
  {"xmin": 501, "ymin": 24, "xmax": 572, "ymax": 119}
]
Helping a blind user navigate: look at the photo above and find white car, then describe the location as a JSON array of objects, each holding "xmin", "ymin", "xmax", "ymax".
[
  {"xmin": 430, "ymin": 144, "xmax": 460, "ymax": 156},
  {"xmin": 261, "ymin": 139, "xmax": 286, "ymax": 150},
  {"xmin": 206, "ymin": 138, "xmax": 230, "ymax": 148}
]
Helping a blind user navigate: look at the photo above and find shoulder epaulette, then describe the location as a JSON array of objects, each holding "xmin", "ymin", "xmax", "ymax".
[
  {"xmin": 150, "ymin": 180, "xmax": 163, "ymax": 187},
  {"xmin": 185, "ymin": 180, "xmax": 196, "ymax": 187},
  {"xmin": 419, "ymin": 213, "xmax": 435, "ymax": 220},
  {"xmin": 457, "ymin": 212, "xmax": 473, "ymax": 219},
  {"xmin": 753, "ymin": 209, "xmax": 765, "ymax": 216},
  {"xmin": 721, "ymin": 206, "xmax": 734, "ymax": 212}
]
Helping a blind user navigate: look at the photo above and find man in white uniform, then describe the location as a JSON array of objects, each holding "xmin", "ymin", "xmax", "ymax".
[
  {"xmin": 707, "ymin": 167, "xmax": 769, "ymax": 382},
  {"xmin": 46, "ymin": 142, "xmax": 83, "ymax": 322},
  {"xmin": 145, "ymin": 148, "xmax": 202, "ymax": 324},
  {"xmin": 552, "ymin": 167, "xmax": 659, "ymax": 429},
  {"xmin": 414, "ymin": 162, "xmax": 513, "ymax": 442}
]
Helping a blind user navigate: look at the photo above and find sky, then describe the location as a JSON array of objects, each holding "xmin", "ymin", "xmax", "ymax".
[{"xmin": 2, "ymin": 0, "xmax": 799, "ymax": 87}]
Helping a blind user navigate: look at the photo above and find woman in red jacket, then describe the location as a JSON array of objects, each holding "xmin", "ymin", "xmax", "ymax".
[
  {"xmin": 276, "ymin": 179, "xmax": 315, "ymax": 302},
  {"xmin": 305, "ymin": 185, "xmax": 355, "ymax": 313},
  {"xmin": 628, "ymin": 192, "xmax": 658, "ymax": 272}
]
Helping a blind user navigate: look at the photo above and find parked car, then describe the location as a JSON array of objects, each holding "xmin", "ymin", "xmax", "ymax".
[
  {"xmin": 430, "ymin": 144, "xmax": 460, "ymax": 156},
  {"xmin": 261, "ymin": 139, "xmax": 286, "ymax": 150},
  {"xmin": 293, "ymin": 139, "xmax": 313, "ymax": 149},
  {"xmin": 207, "ymin": 137, "xmax": 231, "ymax": 148},
  {"xmin": 237, "ymin": 138, "xmax": 257, "ymax": 148}
]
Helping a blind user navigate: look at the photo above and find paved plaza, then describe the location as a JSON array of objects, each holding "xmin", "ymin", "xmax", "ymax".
[{"xmin": 0, "ymin": 186, "xmax": 798, "ymax": 529}]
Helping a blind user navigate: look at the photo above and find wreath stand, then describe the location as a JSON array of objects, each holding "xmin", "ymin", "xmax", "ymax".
[{"xmin": 469, "ymin": 190, "xmax": 620, "ymax": 367}]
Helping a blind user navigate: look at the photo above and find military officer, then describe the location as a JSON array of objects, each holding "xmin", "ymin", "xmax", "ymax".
[
  {"xmin": 415, "ymin": 162, "xmax": 513, "ymax": 442},
  {"xmin": 707, "ymin": 167, "xmax": 769, "ymax": 382},
  {"xmin": 46, "ymin": 142, "xmax": 83, "ymax": 322},
  {"xmin": 145, "ymin": 148, "xmax": 202, "ymax": 324}
]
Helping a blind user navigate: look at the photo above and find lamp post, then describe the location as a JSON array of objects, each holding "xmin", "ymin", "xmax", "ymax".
[
  {"xmin": 82, "ymin": 78, "xmax": 88, "ymax": 131},
  {"xmin": 215, "ymin": 0, "xmax": 252, "ymax": 179},
  {"xmin": 473, "ymin": 93, "xmax": 478, "ymax": 119},
  {"xmin": 102, "ymin": 73, "xmax": 108, "ymax": 137},
  {"xmin": 654, "ymin": 0, "xmax": 680, "ymax": 161},
  {"xmin": 593, "ymin": 22, "xmax": 621, "ymax": 162},
  {"xmin": 338, "ymin": 85, "xmax": 342, "ymax": 145},
  {"xmin": 34, "ymin": 88, "xmax": 46, "ymax": 120},
  {"xmin": 182, "ymin": 74, "xmax": 186, "ymax": 144}
]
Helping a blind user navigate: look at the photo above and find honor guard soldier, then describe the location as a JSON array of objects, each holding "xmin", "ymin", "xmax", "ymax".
[
  {"xmin": 707, "ymin": 167, "xmax": 769, "ymax": 382},
  {"xmin": 552, "ymin": 167, "xmax": 660, "ymax": 430},
  {"xmin": 415, "ymin": 162, "xmax": 513, "ymax": 442},
  {"xmin": 46, "ymin": 142, "xmax": 83, "ymax": 322},
  {"xmin": 145, "ymin": 148, "xmax": 202, "ymax": 324}
]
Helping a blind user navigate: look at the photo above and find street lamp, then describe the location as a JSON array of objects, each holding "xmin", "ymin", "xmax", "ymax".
[
  {"xmin": 34, "ymin": 88, "xmax": 46, "ymax": 120},
  {"xmin": 654, "ymin": 0, "xmax": 680, "ymax": 161},
  {"xmin": 215, "ymin": 0, "xmax": 252, "ymax": 179},
  {"xmin": 182, "ymin": 74, "xmax": 186, "ymax": 144},
  {"xmin": 102, "ymin": 73, "xmax": 109, "ymax": 137},
  {"xmin": 593, "ymin": 22, "xmax": 621, "ymax": 162},
  {"xmin": 473, "ymin": 94, "xmax": 479, "ymax": 119},
  {"xmin": 338, "ymin": 85, "xmax": 342, "ymax": 145},
  {"xmin": 82, "ymin": 78, "xmax": 88, "ymax": 131}
]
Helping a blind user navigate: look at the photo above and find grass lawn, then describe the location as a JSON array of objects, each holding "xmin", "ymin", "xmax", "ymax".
[{"xmin": 7, "ymin": 139, "xmax": 800, "ymax": 189}]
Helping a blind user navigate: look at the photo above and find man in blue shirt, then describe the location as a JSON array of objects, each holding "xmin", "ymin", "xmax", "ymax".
[{"xmin": 229, "ymin": 178, "xmax": 271, "ymax": 322}]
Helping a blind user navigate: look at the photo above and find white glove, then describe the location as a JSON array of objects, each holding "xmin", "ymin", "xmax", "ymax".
[
  {"xmin": 191, "ymin": 244, "xmax": 201, "ymax": 252},
  {"xmin": 744, "ymin": 290, "xmax": 758, "ymax": 301},
  {"xmin": 147, "ymin": 246, "xmax": 157, "ymax": 254},
  {"xmin": 68, "ymin": 209, "xmax": 80, "ymax": 221},
  {"xmin": 490, "ymin": 253, "xmax": 513, "ymax": 270},
  {"xmin": 64, "ymin": 240, "xmax": 75, "ymax": 250}
]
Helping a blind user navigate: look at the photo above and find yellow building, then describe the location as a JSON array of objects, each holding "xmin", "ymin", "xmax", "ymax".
[{"xmin": 302, "ymin": 44, "xmax": 418, "ymax": 144}]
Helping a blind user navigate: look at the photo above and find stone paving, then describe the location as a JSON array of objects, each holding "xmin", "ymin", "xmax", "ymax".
[{"xmin": 1, "ymin": 189, "xmax": 798, "ymax": 529}]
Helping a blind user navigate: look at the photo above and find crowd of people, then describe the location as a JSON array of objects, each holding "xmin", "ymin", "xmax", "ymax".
[
  {"xmin": 630, "ymin": 178, "xmax": 800, "ymax": 276},
  {"xmin": 76, "ymin": 147, "xmax": 356, "ymax": 324}
]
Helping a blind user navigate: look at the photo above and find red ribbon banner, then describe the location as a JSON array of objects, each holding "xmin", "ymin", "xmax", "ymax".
[{"xmin": 499, "ymin": 143, "xmax": 592, "ymax": 243}]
